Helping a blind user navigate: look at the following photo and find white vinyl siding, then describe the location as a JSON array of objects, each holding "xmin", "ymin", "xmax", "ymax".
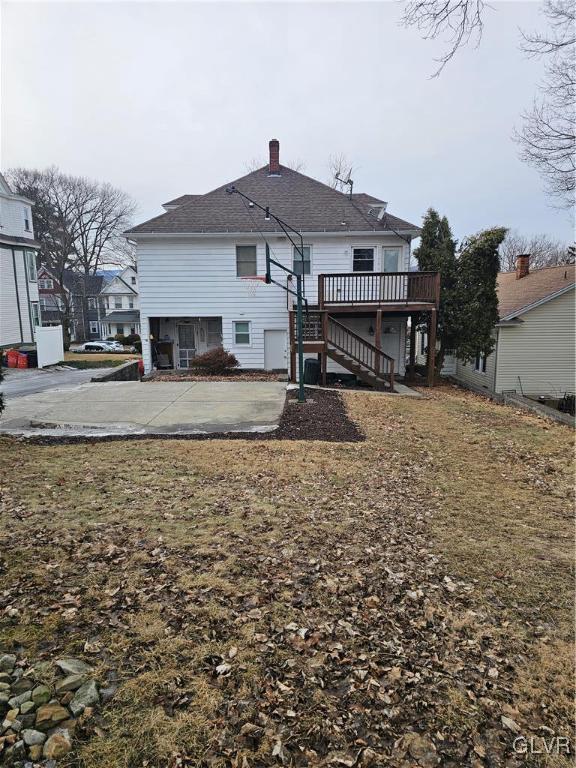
[
  {"xmin": 136, "ymin": 235, "xmax": 411, "ymax": 373},
  {"xmin": 495, "ymin": 289, "xmax": 575, "ymax": 395}
]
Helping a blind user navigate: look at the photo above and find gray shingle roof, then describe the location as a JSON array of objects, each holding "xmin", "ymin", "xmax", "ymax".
[{"xmin": 128, "ymin": 166, "xmax": 420, "ymax": 236}]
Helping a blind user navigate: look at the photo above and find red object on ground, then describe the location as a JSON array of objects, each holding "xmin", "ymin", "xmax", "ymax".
[
  {"xmin": 6, "ymin": 350, "xmax": 19, "ymax": 368},
  {"xmin": 17, "ymin": 352, "xmax": 28, "ymax": 369},
  {"xmin": 137, "ymin": 359, "xmax": 145, "ymax": 376}
]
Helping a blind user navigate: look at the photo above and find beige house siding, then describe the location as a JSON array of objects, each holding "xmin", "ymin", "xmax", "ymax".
[
  {"xmin": 455, "ymin": 343, "xmax": 497, "ymax": 393},
  {"xmin": 494, "ymin": 288, "xmax": 575, "ymax": 395}
]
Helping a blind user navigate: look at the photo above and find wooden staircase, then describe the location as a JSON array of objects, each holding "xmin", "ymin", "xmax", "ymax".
[{"xmin": 325, "ymin": 316, "xmax": 395, "ymax": 391}]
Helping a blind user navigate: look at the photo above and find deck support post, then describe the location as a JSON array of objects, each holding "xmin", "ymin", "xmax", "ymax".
[
  {"xmin": 427, "ymin": 308, "xmax": 437, "ymax": 387},
  {"xmin": 321, "ymin": 311, "xmax": 328, "ymax": 385},
  {"xmin": 408, "ymin": 314, "xmax": 417, "ymax": 382},
  {"xmin": 374, "ymin": 310, "xmax": 382, "ymax": 376}
]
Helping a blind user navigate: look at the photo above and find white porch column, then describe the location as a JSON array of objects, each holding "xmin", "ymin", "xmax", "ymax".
[{"xmin": 140, "ymin": 315, "xmax": 152, "ymax": 373}]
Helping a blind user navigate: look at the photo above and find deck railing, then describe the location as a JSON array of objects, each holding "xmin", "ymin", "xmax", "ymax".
[{"xmin": 319, "ymin": 271, "xmax": 439, "ymax": 307}]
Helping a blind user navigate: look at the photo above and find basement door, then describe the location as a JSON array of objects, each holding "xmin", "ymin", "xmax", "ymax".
[{"xmin": 264, "ymin": 330, "xmax": 287, "ymax": 370}]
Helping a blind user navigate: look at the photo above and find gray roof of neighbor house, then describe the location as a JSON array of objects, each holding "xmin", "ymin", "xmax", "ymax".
[
  {"xmin": 129, "ymin": 166, "xmax": 420, "ymax": 236},
  {"xmin": 497, "ymin": 264, "xmax": 575, "ymax": 320}
]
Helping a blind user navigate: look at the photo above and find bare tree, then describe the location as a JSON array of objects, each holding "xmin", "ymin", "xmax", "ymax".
[
  {"xmin": 327, "ymin": 153, "xmax": 355, "ymax": 191},
  {"xmin": 401, "ymin": 0, "xmax": 487, "ymax": 75},
  {"xmin": 7, "ymin": 167, "xmax": 136, "ymax": 344},
  {"xmin": 499, "ymin": 230, "xmax": 574, "ymax": 271},
  {"xmin": 401, "ymin": 0, "xmax": 576, "ymax": 206},
  {"xmin": 515, "ymin": 0, "xmax": 575, "ymax": 208},
  {"xmin": 244, "ymin": 157, "xmax": 306, "ymax": 173}
]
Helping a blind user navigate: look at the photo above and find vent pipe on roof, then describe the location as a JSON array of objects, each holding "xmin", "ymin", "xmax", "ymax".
[
  {"xmin": 269, "ymin": 139, "xmax": 280, "ymax": 175},
  {"xmin": 515, "ymin": 254, "xmax": 530, "ymax": 279}
]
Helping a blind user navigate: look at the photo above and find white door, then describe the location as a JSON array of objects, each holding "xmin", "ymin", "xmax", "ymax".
[{"xmin": 264, "ymin": 330, "xmax": 287, "ymax": 370}]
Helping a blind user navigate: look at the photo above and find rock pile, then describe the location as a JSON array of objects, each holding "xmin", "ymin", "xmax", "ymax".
[{"xmin": 0, "ymin": 653, "xmax": 101, "ymax": 765}]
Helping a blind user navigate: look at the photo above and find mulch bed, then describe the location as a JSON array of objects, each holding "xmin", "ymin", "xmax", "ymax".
[{"xmin": 23, "ymin": 388, "xmax": 365, "ymax": 445}]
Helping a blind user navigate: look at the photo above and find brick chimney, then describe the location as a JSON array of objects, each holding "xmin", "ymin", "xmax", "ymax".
[
  {"xmin": 515, "ymin": 254, "xmax": 530, "ymax": 279},
  {"xmin": 268, "ymin": 139, "xmax": 280, "ymax": 175}
]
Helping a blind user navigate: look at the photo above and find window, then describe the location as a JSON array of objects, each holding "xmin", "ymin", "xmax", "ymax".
[
  {"xmin": 30, "ymin": 302, "xmax": 40, "ymax": 327},
  {"xmin": 292, "ymin": 245, "xmax": 311, "ymax": 275},
  {"xmin": 352, "ymin": 247, "xmax": 374, "ymax": 272},
  {"xmin": 475, "ymin": 353, "xmax": 487, "ymax": 373},
  {"xmin": 383, "ymin": 247, "xmax": 401, "ymax": 273},
  {"xmin": 116, "ymin": 324, "xmax": 124, "ymax": 336},
  {"xmin": 24, "ymin": 208, "xmax": 31, "ymax": 232},
  {"xmin": 114, "ymin": 297, "xmax": 123, "ymax": 309},
  {"xmin": 130, "ymin": 326, "xmax": 136, "ymax": 335},
  {"xmin": 88, "ymin": 298, "xmax": 96, "ymax": 309},
  {"xmin": 131, "ymin": 276, "xmax": 136, "ymax": 285},
  {"xmin": 234, "ymin": 321, "xmax": 251, "ymax": 345},
  {"xmin": 38, "ymin": 278, "xmax": 53, "ymax": 290},
  {"xmin": 90, "ymin": 322, "xmax": 99, "ymax": 334},
  {"xmin": 129, "ymin": 298, "xmax": 134, "ymax": 309},
  {"xmin": 207, "ymin": 318, "xmax": 222, "ymax": 347},
  {"xmin": 25, "ymin": 251, "xmax": 37, "ymax": 282},
  {"xmin": 236, "ymin": 245, "xmax": 257, "ymax": 277}
]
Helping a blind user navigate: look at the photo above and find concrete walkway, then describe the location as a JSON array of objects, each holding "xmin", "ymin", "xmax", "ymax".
[{"xmin": 0, "ymin": 381, "xmax": 287, "ymax": 436}]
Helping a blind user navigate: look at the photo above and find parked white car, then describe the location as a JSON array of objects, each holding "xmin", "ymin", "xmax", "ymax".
[{"xmin": 76, "ymin": 341, "xmax": 126, "ymax": 353}]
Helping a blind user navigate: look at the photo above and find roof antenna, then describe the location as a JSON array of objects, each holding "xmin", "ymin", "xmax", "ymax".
[{"xmin": 335, "ymin": 172, "xmax": 354, "ymax": 200}]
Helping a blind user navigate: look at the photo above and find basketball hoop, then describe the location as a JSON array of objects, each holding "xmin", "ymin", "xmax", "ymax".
[{"xmin": 240, "ymin": 276, "xmax": 267, "ymax": 298}]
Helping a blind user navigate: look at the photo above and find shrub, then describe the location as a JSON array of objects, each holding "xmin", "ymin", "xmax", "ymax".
[
  {"xmin": 124, "ymin": 334, "xmax": 141, "ymax": 345},
  {"xmin": 191, "ymin": 347, "xmax": 239, "ymax": 375},
  {"xmin": 133, "ymin": 341, "xmax": 142, "ymax": 353},
  {"xmin": 114, "ymin": 334, "xmax": 127, "ymax": 344}
]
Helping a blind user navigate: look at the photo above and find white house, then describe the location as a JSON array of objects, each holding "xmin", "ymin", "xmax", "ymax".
[
  {"xmin": 99, "ymin": 266, "xmax": 140, "ymax": 338},
  {"xmin": 0, "ymin": 173, "xmax": 41, "ymax": 348},
  {"xmin": 126, "ymin": 140, "xmax": 440, "ymax": 388},
  {"xmin": 419, "ymin": 256, "xmax": 575, "ymax": 397}
]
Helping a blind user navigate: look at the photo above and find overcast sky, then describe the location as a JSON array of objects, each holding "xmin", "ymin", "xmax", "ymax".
[{"xmin": 2, "ymin": 0, "xmax": 573, "ymax": 244}]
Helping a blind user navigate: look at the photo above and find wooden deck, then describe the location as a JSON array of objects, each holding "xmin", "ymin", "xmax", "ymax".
[{"xmin": 290, "ymin": 271, "xmax": 439, "ymax": 388}]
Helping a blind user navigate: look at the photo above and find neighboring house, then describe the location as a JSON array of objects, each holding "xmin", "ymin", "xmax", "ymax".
[
  {"xmin": 0, "ymin": 172, "xmax": 41, "ymax": 348},
  {"xmin": 99, "ymin": 266, "xmax": 140, "ymax": 338},
  {"xmin": 126, "ymin": 139, "xmax": 440, "ymax": 387},
  {"xmin": 38, "ymin": 268, "xmax": 105, "ymax": 341},
  {"xmin": 421, "ymin": 256, "xmax": 575, "ymax": 397}
]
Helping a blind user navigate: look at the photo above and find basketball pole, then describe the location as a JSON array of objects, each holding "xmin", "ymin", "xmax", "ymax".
[{"xmin": 227, "ymin": 185, "xmax": 306, "ymax": 403}]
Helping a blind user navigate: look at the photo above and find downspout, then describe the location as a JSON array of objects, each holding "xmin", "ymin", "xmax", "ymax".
[
  {"xmin": 23, "ymin": 253, "xmax": 34, "ymax": 342},
  {"xmin": 11, "ymin": 248, "xmax": 23, "ymax": 343}
]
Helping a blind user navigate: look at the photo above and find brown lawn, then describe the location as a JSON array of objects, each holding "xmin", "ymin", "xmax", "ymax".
[{"xmin": 0, "ymin": 385, "xmax": 573, "ymax": 767}]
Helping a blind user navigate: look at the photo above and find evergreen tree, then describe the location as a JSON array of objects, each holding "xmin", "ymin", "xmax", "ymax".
[
  {"xmin": 455, "ymin": 227, "xmax": 507, "ymax": 362},
  {"xmin": 413, "ymin": 208, "xmax": 459, "ymax": 375}
]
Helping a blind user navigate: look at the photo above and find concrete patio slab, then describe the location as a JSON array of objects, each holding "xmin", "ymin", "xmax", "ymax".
[{"xmin": 0, "ymin": 380, "xmax": 287, "ymax": 436}]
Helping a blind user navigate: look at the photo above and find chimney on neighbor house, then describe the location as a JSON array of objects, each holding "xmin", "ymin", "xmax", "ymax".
[
  {"xmin": 515, "ymin": 254, "xmax": 530, "ymax": 279},
  {"xmin": 269, "ymin": 139, "xmax": 280, "ymax": 175}
]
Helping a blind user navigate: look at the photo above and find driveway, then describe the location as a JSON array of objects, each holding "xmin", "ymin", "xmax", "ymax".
[
  {"xmin": 0, "ymin": 380, "xmax": 287, "ymax": 435},
  {"xmin": 1, "ymin": 366, "xmax": 114, "ymax": 399}
]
